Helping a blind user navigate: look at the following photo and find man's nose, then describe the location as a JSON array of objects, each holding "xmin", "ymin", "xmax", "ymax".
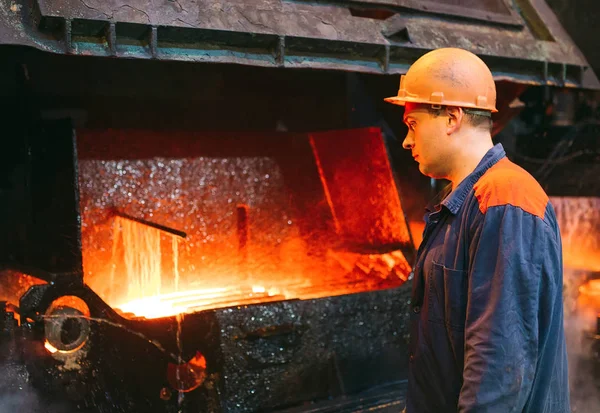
[{"xmin": 402, "ymin": 134, "xmax": 414, "ymax": 150}]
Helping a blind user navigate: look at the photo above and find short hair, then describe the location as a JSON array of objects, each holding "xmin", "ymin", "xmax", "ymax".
[{"xmin": 425, "ymin": 105, "xmax": 493, "ymax": 131}]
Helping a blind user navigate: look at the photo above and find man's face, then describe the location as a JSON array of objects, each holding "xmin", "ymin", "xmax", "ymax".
[{"xmin": 402, "ymin": 102, "xmax": 451, "ymax": 179}]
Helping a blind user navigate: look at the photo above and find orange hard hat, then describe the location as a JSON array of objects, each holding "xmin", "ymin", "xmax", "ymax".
[{"xmin": 384, "ymin": 48, "xmax": 497, "ymax": 113}]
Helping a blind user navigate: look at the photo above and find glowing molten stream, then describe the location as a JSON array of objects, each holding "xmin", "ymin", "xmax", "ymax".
[
  {"xmin": 91, "ymin": 214, "xmax": 408, "ymax": 319},
  {"xmin": 118, "ymin": 285, "xmax": 285, "ymax": 319}
]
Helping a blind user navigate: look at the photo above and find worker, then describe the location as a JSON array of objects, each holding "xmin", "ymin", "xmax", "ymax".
[{"xmin": 385, "ymin": 48, "xmax": 569, "ymax": 412}]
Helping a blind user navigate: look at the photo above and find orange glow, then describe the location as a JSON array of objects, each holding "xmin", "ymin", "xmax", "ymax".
[
  {"xmin": 0, "ymin": 271, "xmax": 45, "ymax": 325},
  {"xmin": 116, "ymin": 286, "xmax": 277, "ymax": 319},
  {"xmin": 167, "ymin": 351, "xmax": 207, "ymax": 392},
  {"xmin": 409, "ymin": 221, "xmax": 425, "ymax": 249},
  {"xmin": 116, "ymin": 285, "xmax": 301, "ymax": 319},
  {"xmin": 78, "ymin": 138, "xmax": 413, "ymax": 320},
  {"xmin": 563, "ymin": 249, "xmax": 600, "ymax": 272},
  {"xmin": 44, "ymin": 340, "xmax": 58, "ymax": 354},
  {"xmin": 80, "ymin": 210, "xmax": 411, "ymax": 319},
  {"xmin": 114, "ymin": 258, "xmax": 408, "ymax": 319},
  {"xmin": 579, "ymin": 279, "xmax": 600, "ymax": 296},
  {"xmin": 551, "ymin": 197, "xmax": 600, "ymax": 271},
  {"xmin": 44, "ymin": 339, "xmax": 85, "ymax": 355},
  {"xmin": 575, "ymin": 278, "xmax": 600, "ymax": 331}
]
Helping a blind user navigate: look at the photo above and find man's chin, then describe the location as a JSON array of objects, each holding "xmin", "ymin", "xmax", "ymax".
[
  {"xmin": 419, "ymin": 165, "xmax": 441, "ymax": 180},
  {"xmin": 418, "ymin": 164, "xmax": 430, "ymax": 176}
]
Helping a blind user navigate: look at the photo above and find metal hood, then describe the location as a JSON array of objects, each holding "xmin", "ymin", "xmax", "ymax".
[{"xmin": 0, "ymin": 0, "xmax": 598, "ymax": 89}]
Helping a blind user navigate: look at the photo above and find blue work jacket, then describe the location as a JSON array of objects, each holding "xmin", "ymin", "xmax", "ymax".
[{"xmin": 406, "ymin": 144, "xmax": 570, "ymax": 413}]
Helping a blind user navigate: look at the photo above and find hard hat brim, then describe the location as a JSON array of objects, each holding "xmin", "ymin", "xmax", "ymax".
[
  {"xmin": 383, "ymin": 96, "xmax": 498, "ymax": 113},
  {"xmin": 383, "ymin": 96, "xmax": 407, "ymax": 106}
]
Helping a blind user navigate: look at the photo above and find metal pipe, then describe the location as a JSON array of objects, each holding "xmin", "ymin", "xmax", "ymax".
[
  {"xmin": 237, "ymin": 204, "xmax": 249, "ymax": 260},
  {"xmin": 113, "ymin": 211, "xmax": 187, "ymax": 239}
]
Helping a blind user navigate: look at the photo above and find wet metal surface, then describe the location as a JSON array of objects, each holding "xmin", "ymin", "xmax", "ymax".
[
  {"xmin": 3, "ymin": 280, "xmax": 411, "ymax": 412},
  {"xmin": 215, "ymin": 286, "xmax": 411, "ymax": 412}
]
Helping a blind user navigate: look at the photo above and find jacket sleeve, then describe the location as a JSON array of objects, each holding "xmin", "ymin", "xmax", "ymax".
[{"xmin": 458, "ymin": 204, "xmax": 556, "ymax": 412}]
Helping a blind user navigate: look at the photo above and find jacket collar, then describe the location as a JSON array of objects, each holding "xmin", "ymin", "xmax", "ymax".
[{"xmin": 427, "ymin": 143, "xmax": 506, "ymax": 215}]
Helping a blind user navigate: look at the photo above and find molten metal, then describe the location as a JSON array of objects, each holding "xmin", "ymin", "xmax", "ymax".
[
  {"xmin": 78, "ymin": 134, "xmax": 412, "ymax": 320},
  {"xmin": 117, "ymin": 286, "xmax": 286, "ymax": 319},
  {"xmin": 85, "ymin": 213, "xmax": 410, "ymax": 319}
]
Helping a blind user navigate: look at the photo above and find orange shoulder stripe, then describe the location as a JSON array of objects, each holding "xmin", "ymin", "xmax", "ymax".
[{"xmin": 473, "ymin": 158, "xmax": 548, "ymax": 219}]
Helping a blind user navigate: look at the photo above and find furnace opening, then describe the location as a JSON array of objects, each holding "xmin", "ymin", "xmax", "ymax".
[{"xmin": 77, "ymin": 129, "xmax": 413, "ymax": 319}]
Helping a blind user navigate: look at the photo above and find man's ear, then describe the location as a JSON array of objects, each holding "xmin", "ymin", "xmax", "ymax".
[{"xmin": 445, "ymin": 106, "xmax": 463, "ymax": 135}]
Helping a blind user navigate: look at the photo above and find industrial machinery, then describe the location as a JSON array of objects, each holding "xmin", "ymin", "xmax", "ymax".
[{"xmin": 0, "ymin": 1, "xmax": 598, "ymax": 411}]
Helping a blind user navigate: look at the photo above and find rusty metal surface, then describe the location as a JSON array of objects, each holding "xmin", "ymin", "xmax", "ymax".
[
  {"xmin": 0, "ymin": 0, "xmax": 598, "ymax": 88},
  {"xmin": 317, "ymin": 0, "xmax": 523, "ymax": 26}
]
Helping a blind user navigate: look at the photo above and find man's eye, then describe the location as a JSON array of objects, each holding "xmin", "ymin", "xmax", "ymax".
[{"xmin": 408, "ymin": 123, "xmax": 416, "ymax": 131}]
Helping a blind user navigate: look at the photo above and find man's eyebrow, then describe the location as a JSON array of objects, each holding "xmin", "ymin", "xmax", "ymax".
[{"xmin": 403, "ymin": 115, "xmax": 415, "ymax": 123}]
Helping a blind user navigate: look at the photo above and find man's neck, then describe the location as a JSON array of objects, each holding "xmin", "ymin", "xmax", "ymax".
[{"xmin": 449, "ymin": 134, "xmax": 494, "ymax": 190}]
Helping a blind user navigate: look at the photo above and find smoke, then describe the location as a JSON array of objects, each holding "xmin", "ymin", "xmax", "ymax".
[
  {"xmin": 0, "ymin": 382, "xmax": 71, "ymax": 413},
  {"xmin": 565, "ymin": 314, "xmax": 600, "ymax": 413},
  {"xmin": 0, "ymin": 361, "xmax": 76, "ymax": 413},
  {"xmin": 0, "ymin": 333, "xmax": 79, "ymax": 413},
  {"xmin": 550, "ymin": 198, "xmax": 600, "ymax": 412}
]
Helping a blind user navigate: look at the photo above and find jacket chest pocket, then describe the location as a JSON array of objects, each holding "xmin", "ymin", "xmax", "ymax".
[{"xmin": 427, "ymin": 262, "xmax": 468, "ymax": 331}]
